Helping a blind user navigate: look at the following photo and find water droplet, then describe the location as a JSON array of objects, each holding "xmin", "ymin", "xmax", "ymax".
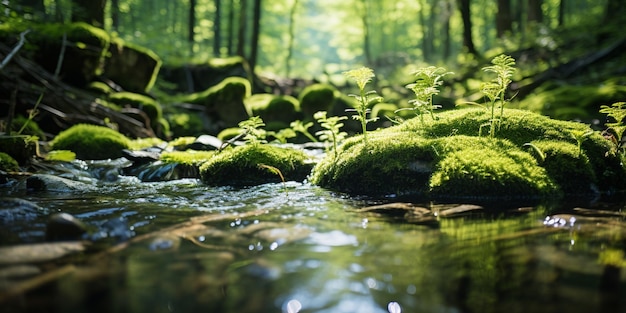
[
  {"xmin": 270, "ymin": 242, "xmax": 279, "ymax": 250},
  {"xmin": 284, "ymin": 299, "xmax": 302, "ymax": 313},
  {"xmin": 388, "ymin": 301, "xmax": 401, "ymax": 313}
]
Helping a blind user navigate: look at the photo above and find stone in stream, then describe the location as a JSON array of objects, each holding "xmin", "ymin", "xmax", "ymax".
[{"xmin": 46, "ymin": 213, "xmax": 88, "ymax": 241}]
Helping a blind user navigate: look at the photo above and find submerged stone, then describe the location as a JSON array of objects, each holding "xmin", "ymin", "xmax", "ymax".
[{"xmin": 199, "ymin": 144, "xmax": 311, "ymax": 186}]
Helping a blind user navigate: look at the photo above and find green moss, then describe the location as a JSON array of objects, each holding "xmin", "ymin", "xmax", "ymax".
[
  {"xmin": 106, "ymin": 37, "xmax": 162, "ymax": 92},
  {"xmin": 88, "ymin": 81, "xmax": 115, "ymax": 95},
  {"xmin": 208, "ymin": 56, "xmax": 247, "ymax": 69},
  {"xmin": 299, "ymin": 84, "xmax": 337, "ymax": 119},
  {"xmin": 528, "ymin": 140, "xmax": 596, "ymax": 194},
  {"xmin": 161, "ymin": 150, "xmax": 216, "ymax": 166},
  {"xmin": 0, "ymin": 152, "xmax": 19, "ymax": 172},
  {"xmin": 0, "ymin": 135, "xmax": 39, "ymax": 165},
  {"xmin": 199, "ymin": 144, "xmax": 311, "ymax": 186},
  {"xmin": 50, "ymin": 124, "xmax": 131, "ymax": 160},
  {"xmin": 167, "ymin": 112, "xmax": 204, "ymax": 137},
  {"xmin": 11, "ymin": 115, "xmax": 45, "ymax": 138},
  {"xmin": 245, "ymin": 94, "xmax": 301, "ymax": 127},
  {"xmin": 311, "ymin": 108, "xmax": 625, "ymax": 199},
  {"xmin": 177, "ymin": 77, "xmax": 251, "ymax": 127},
  {"xmin": 429, "ymin": 138, "xmax": 557, "ymax": 198},
  {"xmin": 109, "ymin": 92, "xmax": 162, "ymax": 122},
  {"xmin": 128, "ymin": 137, "xmax": 166, "ymax": 150}
]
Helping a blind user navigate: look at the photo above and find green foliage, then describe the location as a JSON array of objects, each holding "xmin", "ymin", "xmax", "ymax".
[
  {"xmin": 465, "ymin": 54, "xmax": 517, "ymax": 138},
  {"xmin": 0, "ymin": 152, "xmax": 19, "ymax": 172},
  {"xmin": 238, "ymin": 116, "xmax": 267, "ymax": 146},
  {"xmin": 45, "ymin": 150, "xmax": 76, "ymax": 162},
  {"xmin": 397, "ymin": 66, "xmax": 453, "ymax": 124},
  {"xmin": 290, "ymin": 120, "xmax": 318, "ymax": 142},
  {"xmin": 50, "ymin": 124, "xmax": 131, "ymax": 160},
  {"xmin": 314, "ymin": 111, "xmax": 348, "ymax": 161},
  {"xmin": 343, "ymin": 67, "xmax": 382, "ymax": 145},
  {"xmin": 600, "ymin": 101, "xmax": 626, "ymax": 154},
  {"xmin": 160, "ymin": 150, "xmax": 216, "ymax": 166}
]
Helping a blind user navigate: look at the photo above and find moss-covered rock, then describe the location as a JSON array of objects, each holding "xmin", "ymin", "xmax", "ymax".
[
  {"xmin": 310, "ymin": 108, "xmax": 625, "ymax": 199},
  {"xmin": 104, "ymin": 37, "xmax": 162, "ymax": 93},
  {"xmin": 199, "ymin": 144, "xmax": 311, "ymax": 186},
  {"xmin": 245, "ymin": 94, "xmax": 301, "ymax": 129},
  {"xmin": 167, "ymin": 112, "xmax": 205, "ymax": 137},
  {"xmin": 0, "ymin": 135, "xmax": 39, "ymax": 165},
  {"xmin": 108, "ymin": 92, "xmax": 167, "ymax": 137},
  {"xmin": 0, "ymin": 22, "xmax": 110, "ymax": 87},
  {"xmin": 49, "ymin": 124, "xmax": 131, "ymax": 160},
  {"xmin": 159, "ymin": 56, "xmax": 251, "ymax": 93},
  {"xmin": 0, "ymin": 152, "xmax": 19, "ymax": 172},
  {"xmin": 177, "ymin": 77, "xmax": 251, "ymax": 131},
  {"xmin": 299, "ymin": 84, "xmax": 337, "ymax": 119}
]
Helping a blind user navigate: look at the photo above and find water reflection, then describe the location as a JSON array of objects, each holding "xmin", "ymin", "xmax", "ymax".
[{"xmin": 1, "ymin": 178, "xmax": 626, "ymax": 313}]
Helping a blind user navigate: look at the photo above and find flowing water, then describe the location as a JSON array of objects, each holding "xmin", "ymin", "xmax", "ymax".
[{"xmin": 1, "ymin": 160, "xmax": 626, "ymax": 313}]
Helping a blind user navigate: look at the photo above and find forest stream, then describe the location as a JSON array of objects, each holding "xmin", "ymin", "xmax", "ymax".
[{"xmin": 1, "ymin": 158, "xmax": 625, "ymax": 313}]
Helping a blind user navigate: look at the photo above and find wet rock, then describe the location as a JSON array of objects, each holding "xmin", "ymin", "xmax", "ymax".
[
  {"xmin": 26, "ymin": 174, "xmax": 96, "ymax": 192},
  {"xmin": 187, "ymin": 135, "xmax": 223, "ymax": 151},
  {"xmin": 0, "ymin": 242, "xmax": 86, "ymax": 265},
  {"xmin": 46, "ymin": 213, "xmax": 88, "ymax": 241},
  {"xmin": 0, "ymin": 198, "xmax": 47, "ymax": 225}
]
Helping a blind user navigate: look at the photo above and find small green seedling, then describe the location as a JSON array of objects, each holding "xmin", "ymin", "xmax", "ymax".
[
  {"xmin": 238, "ymin": 116, "xmax": 267, "ymax": 146},
  {"xmin": 397, "ymin": 66, "xmax": 452, "ymax": 125},
  {"xmin": 481, "ymin": 54, "xmax": 516, "ymax": 137},
  {"xmin": 314, "ymin": 111, "xmax": 347, "ymax": 161},
  {"xmin": 343, "ymin": 67, "xmax": 383, "ymax": 145},
  {"xmin": 290, "ymin": 120, "xmax": 318, "ymax": 142},
  {"xmin": 599, "ymin": 101, "xmax": 626, "ymax": 156},
  {"xmin": 571, "ymin": 128, "xmax": 593, "ymax": 157}
]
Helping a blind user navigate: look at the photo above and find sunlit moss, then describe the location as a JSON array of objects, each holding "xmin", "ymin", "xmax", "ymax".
[
  {"xmin": 0, "ymin": 152, "xmax": 19, "ymax": 172},
  {"xmin": 299, "ymin": 84, "xmax": 338, "ymax": 119},
  {"xmin": 311, "ymin": 108, "xmax": 625, "ymax": 199},
  {"xmin": 50, "ymin": 124, "xmax": 130, "ymax": 160},
  {"xmin": 199, "ymin": 144, "xmax": 311, "ymax": 186},
  {"xmin": 160, "ymin": 150, "xmax": 215, "ymax": 166},
  {"xmin": 245, "ymin": 94, "xmax": 301, "ymax": 128},
  {"xmin": 128, "ymin": 137, "xmax": 165, "ymax": 150}
]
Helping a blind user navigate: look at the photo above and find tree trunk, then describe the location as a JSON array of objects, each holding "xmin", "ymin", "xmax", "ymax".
[
  {"xmin": 418, "ymin": 0, "xmax": 430, "ymax": 61},
  {"xmin": 189, "ymin": 0, "xmax": 196, "ymax": 48},
  {"xmin": 18, "ymin": 0, "xmax": 45, "ymax": 18},
  {"xmin": 286, "ymin": 0, "xmax": 299, "ymax": 77},
  {"xmin": 236, "ymin": 0, "xmax": 247, "ymax": 57},
  {"xmin": 527, "ymin": 0, "xmax": 543, "ymax": 24},
  {"xmin": 442, "ymin": 0, "xmax": 452, "ymax": 61},
  {"xmin": 605, "ymin": 0, "xmax": 626, "ymax": 22},
  {"xmin": 249, "ymin": 0, "xmax": 261, "ymax": 73},
  {"xmin": 457, "ymin": 0, "xmax": 478, "ymax": 56},
  {"xmin": 558, "ymin": 0, "xmax": 565, "ymax": 26},
  {"xmin": 71, "ymin": 0, "xmax": 106, "ymax": 27},
  {"xmin": 496, "ymin": 0, "xmax": 512, "ymax": 37},
  {"xmin": 213, "ymin": 0, "xmax": 222, "ymax": 56},
  {"xmin": 110, "ymin": 0, "xmax": 120, "ymax": 30},
  {"xmin": 227, "ymin": 0, "xmax": 235, "ymax": 55},
  {"xmin": 360, "ymin": 0, "xmax": 372, "ymax": 66}
]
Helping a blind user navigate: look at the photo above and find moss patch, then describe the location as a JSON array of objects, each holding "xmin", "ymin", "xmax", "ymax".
[
  {"xmin": 311, "ymin": 108, "xmax": 624, "ymax": 199},
  {"xmin": 299, "ymin": 84, "xmax": 337, "ymax": 119},
  {"xmin": 0, "ymin": 152, "xmax": 19, "ymax": 172},
  {"xmin": 199, "ymin": 144, "xmax": 311, "ymax": 186},
  {"xmin": 50, "ymin": 124, "xmax": 130, "ymax": 160},
  {"xmin": 245, "ymin": 94, "xmax": 301, "ymax": 128}
]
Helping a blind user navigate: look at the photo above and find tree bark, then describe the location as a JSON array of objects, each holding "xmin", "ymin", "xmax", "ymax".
[
  {"xmin": 71, "ymin": 0, "xmax": 106, "ymax": 27},
  {"xmin": 496, "ymin": 0, "xmax": 512, "ymax": 37},
  {"xmin": 605, "ymin": 0, "xmax": 626, "ymax": 22},
  {"xmin": 457, "ymin": 0, "xmax": 478, "ymax": 56},
  {"xmin": 527, "ymin": 0, "xmax": 543, "ymax": 24},
  {"xmin": 189, "ymin": 0, "xmax": 196, "ymax": 46},
  {"xmin": 360, "ymin": 0, "xmax": 372, "ymax": 66},
  {"xmin": 227, "ymin": 0, "xmax": 235, "ymax": 55},
  {"xmin": 213, "ymin": 0, "xmax": 222, "ymax": 56},
  {"xmin": 249, "ymin": 0, "xmax": 261, "ymax": 72},
  {"xmin": 286, "ymin": 0, "xmax": 299, "ymax": 77},
  {"xmin": 110, "ymin": 0, "xmax": 120, "ymax": 30},
  {"xmin": 236, "ymin": 0, "xmax": 247, "ymax": 57}
]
